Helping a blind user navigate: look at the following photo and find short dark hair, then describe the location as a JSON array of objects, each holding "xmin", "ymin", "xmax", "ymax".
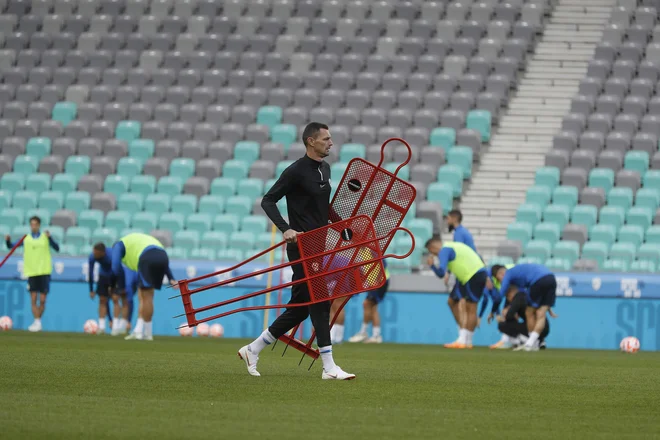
[
  {"xmin": 491, "ymin": 264, "xmax": 505, "ymax": 275},
  {"xmin": 93, "ymin": 242, "xmax": 106, "ymax": 252},
  {"xmin": 425, "ymin": 236, "xmax": 442, "ymax": 248},
  {"xmin": 448, "ymin": 210, "xmax": 463, "ymax": 223},
  {"xmin": 302, "ymin": 122, "xmax": 329, "ymax": 148},
  {"xmin": 29, "ymin": 216, "xmax": 41, "ymax": 225}
]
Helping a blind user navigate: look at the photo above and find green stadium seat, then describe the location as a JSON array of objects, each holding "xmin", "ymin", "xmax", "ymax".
[
  {"xmin": 117, "ymin": 193, "xmax": 145, "ymax": 213},
  {"xmin": 516, "ymin": 203, "xmax": 542, "ymax": 226},
  {"xmin": 507, "ymin": 222, "xmax": 533, "ymax": 245},
  {"xmin": 545, "ymin": 258, "xmax": 571, "ymax": 271},
  {"xmin": 534, "ymin": 167, "xmax": 560, "ymax": 189},
  {"xmin": 186, "ymin": 213, "xmax": 212, "ymax": 233},
  {"xmin": 115, "ymin": 121, "xmax": 141, "ymax": 142},
  {"xmin": 201, "ymin": 231, "xmax": 228, "ymax": 250},
  {"xmin": 276, "ymin": 160, "xmax": 295, "ymax": 178},
  {"xmin": 629, "ymin": 259, "xmax": 656, "ymax": 273},
  {"xmin": 237, "ymin": 179, "xmax": 264, "ymax": 201},
  {"xmin": 626, "ymin": 206, "xmax": 653, "ymax": 230},
  {"xmin": 26, "ymin": 137, "xmax": 52, "ymax": 161},
  {"xmin": 553, "ymin": 240, "xmax": 580, "ymax": 265},
  {"xmin": 408, "ymin": 218, "xmax": 434, "ymax": 244},
  {"xmin": 130, "ymin": 175, "xmax": 156, "ymax": 196},
  {"xmin": 222, "ymin": 159, "xmax": 249, "ymax": 180},
  {"xmin": 198, "ymin": 195, "xmax": 224, "ymax": 215},
  {"xmin": 10, "ymin": 224, "xmax": 29, "ymax": 239},
  {"xmin": 189, "ymin": 247, "xmax": 216, "ymax": 260},
  {"xmin": 234, "ymin": 141, "xmax": 260, "ymax": 164},
  {"xmin": 590, "ymin": 224, "xmax": 617, "ymax": 246},
  {"xmin": 104, "ymin": 175, "xmax": 130, "ymax": 198},
  {"xmin": 157, "ymin": 176, "xmax": 183, "ymax": 195},
  {"xmin": 14, "ymin": 155, "xmax": 39, "ymax": 175},
  {"xmin": 59, "ymin": 244, "xmax": 80, "ymax": 256},
  {"xmin": 129, "ymin": 139, "xmax": 155, "ymax": 160},
  {"xmin": 173, "ymin": 230, "xmax": 200, "ymax": 251},
  {"xmin": 171, "ymin": 194, "xmax": 197, "ymax": 213},
  {"xmin": 395, "ymin": 234, "xmax": 421, "ymax": 262},
  {"xmin": 0, "ymin": 208, "xmax": 25, "ymax": 229},
  {"xmin": 230, "ymin": 231, "xmax": 256, "ymax": 249},
  {"xmin": 255, "ymin": 232, "xmax": 283, "ymax": 250},
  {"xmin": 607, "ymin": 187, "xmax": 634, "ymax": 211},
  {"xmin": 339, "ymin": 143, "xmax": 366, "ymax": 162},
  {"xmin": 212, "ymin": 214, "xmax": 240, "ymax": 234},
  {"xmin": 169, "ymin": 158, "xmax": 195, "ymax": 180},
  {"xmin": 581, "ymin": 241, "xmax": 608, "ymax": 268},
  {"xmin": 488, "ymin": 256, "xmax": 514, "ymax": 265},
  {"xmin": 159, "ymin": 212, "xmax": 185, "ymax": 232},
  {"xmin": 588, "ymin": 168, "xmax": 615, "ymax": 193},
  {"xmin": 0, "ymin": 173, "xmax": 25, "ymax": 192},
  {"xmin": 217, "ymin": 248, "xmax": 244, "ymax": 261},
  {"xmin": 91, "ymin": 227, "xmax": 117, "ymax": 247},
  {"xmin": 210, "ymin": 177, "xmax": 237, "ymax": 198},
  {"xmin": 426, "ymin": 183, "xmax": 453, "ymax": 214},
  {"xmin": 534, "ymin": 222, "xmax": 561, "ymax": 244},
  {"xmin": 46, "ymin": 225, "xmax": 64, "ymax": 243},
  {"xmin": 384, "ymin": 163, "xmax": 410, "ymax": 181},
  {"xmin": 525, "ymin": 186, "xmax": 552, "ymax": 207},
  {"xmin": 543, "ymin": 205, "xmax": 570, "ymax": 229},
  {"xmin": 64, "ymin": 156, "xmax": 91, "ymax": 179},
  {"xmin": 602, "ymin": 258, "xmax": 629, "ymax": 272},
  {"xmin": 437, "ymin": 165, "xmax": 463, "ymax": 197},
  {"xmin": 226, "ymin": 195, "xmax": 252, "ymax": 216},
  {"xmin": 624, "ymin": 151, "xmax": 649, "ymax": 175},
  {"xmin": 65, "ymin": 226, "xmax": 91, "ymax": 247},
  {"xmin": 618, "ymin": 225, "xmax": 644, "ymax": 248},
  {"xmin": 52, "ymin": 102, "xmax": 77, "ymax": 126},
  {"xmin": 65, "ymin": 191, "xmax": 91, "ymax": 214},
  {"xmin": 25, "ymin": 173, "xmax": 51, "ymax": 193},
  {"xmin": 524, "ymin": 240, "xmax": 552, "ymax": 261},
  {"xmin": 26, "ymin": 208, "xmax": 51, "ymax": 226},
  {"xmin": 388, "ymin": 257, "xmax": 413, "ymax": 274},
  {"xmin": 609, "ymin": 242, "xmax": 636, "ymax": 264},
  {"xmin": 278, "ymin": 198, "xmax": 287, "ymax": 217},
  {"xmin": 637, "ymin": 243, "xmax": 660, "ymax": 265},
  {"xmin": 257, "ymin": 247, "xmax": 285, "ymax": 264},
  {"xmin": 51, "ymin": 173, "xmax": 78, "ymax": 194},
  {"xmin": 77, "ymin": 209, "xmax": 104, "ymax": 230},
  {"xmin": 429, "ymin": 127, "xmax": 456, "ymax": 150},
  {"xmin": 120, "ymin": 228, "xmax": 144, "ymax": 237},
  {"xmin": 447, "ymin": 146, "xmax": 473, "ymax": 178},
  {"xmin": 0, "ymin": 190, "xmax": 11, "ymax": 212},
  {"xmin": 116, "ymin": 157, "xmax": 144, "ymax": 177},
  {"xmin": 105, "ymin": 211, "xmax": 131, "ymax": 230},
  {"xmin": 552, "ymin": 186, "xmax": 579, "ymax": 208},
  {"xmin": 466, "ymin": 109, "xmax": 491, "ymax": 142},
  {"xmin": 646, "ymin": 226, "xmax": 660, "ymax": 244},
  {"xmin": 142, "ymin": 193, "xmax": 169, "ymax": 215},
  {"xmin": 642, "ymin": 170, "xmax": 660, "ymax": 194},
  {"xmin": 38, "ymin": 191, "xmax": 64, "ymax": 214},
  {"xmin": 131, "ymin": 212, "xmax": 158, "ymax": 231},
  {"xmin": 165, "ymin": 247, "xmax": 189, "ymax": 259},
  {"xmin": 242, "ymin": 215, "xmax": 268, "ymax": 235},
  {"xmin": 271, "ymin": 124, "xmax": 297, "ymax": 148},
  {"xmin": 599, "ymin": 206, "xmax": 625, "ymax": 230},
  {"xmin": 256, "ymin": 106, "xmax": 282, "ymax": 128},
  {"xmin": 13, "ymin": 190, "xmax": 38, "ymax": 210},
  {"xmin": 571, "ymin": 205, "xmax": 598, "ymax": 229},
  {"xmin": 635, "ymin": 188, "xmax": 660, "ymax": 211}
]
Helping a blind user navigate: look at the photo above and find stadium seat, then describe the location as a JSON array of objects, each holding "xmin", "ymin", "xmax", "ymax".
[
  {"xmin": 589, "ymin": 168, "xmax": 615, "ymax": 193},
  {"xmin": 534, "ymin": 222, "xmax": 561, "ymax": 244},
  {"xmin": 105, "ymin": 211, "xmax": 131, "ymax": 231},
  {"xmin": 116, "ymin": 157, "xmax": 144, "ymax": 177},
  {"xmin": 38, "ymin": 191, "xmax": 65, "ymax": 214},
  {"xmin": 524, "ymin": 240, "xmax": 552, "ymax": 262},
  {"xmin": 552, "ymin": 186, "xmax": 579, "ymax": 208},
  {"xmin": 535, "ymin": 167, "xmax": 560, "ymax": 189},
  {"xmin": 506, "ymin": 222, "xmax": 533, "ymax": 246},
  {"xmin": 230, "ymin": 231, "xmax": 257, "ymax": 249},
  {"xmin": 629, "ymin": 259, "xmax": 656, "ymax": 273},
  {"xmin": 26, "ymin": 208, "xmax": 51, "ymax": 226},
  {"xmin": 525, "ymin": 186, "xmax": 552, "ymax": 207},
  {"xmin": 237, "ymin": 179, "xmax": 264, "ymax": 201},
  {"xmin": 0, "ymin": 208, "xmax": 25, "ymax": 229},
  {"xmin": 466, "ymin": 109, "xmax": 491, "ymax": 142},
  {"xmin": 64, "ymin": 156, "xmax": 91, "ymax": 179},
  {"xmin": 384, "ymin": 163, "xmax": 410, "ymax": 181},
  {"xmin": 437, "ymin": 165, "xmax": 463, "ymax": 197},
  {"xmin": 26, "ymin": 137, "xmax": 52, "ymax": 161},
  {"xmin": 609, "ymin": 242, "xmax": 637, "ymax": 265},
  {"xmin": 447, "ymin": 146, "xmax": 473, "ymax": 178},
  {"xmin": 130, "ymin": 175, "xmax": 157, "ymax": 196},
  {"xmin": 590, "ymin": 224, "xmax": 617, "ymax": 247},
  {"xmin": 618, "ymin": 225, "xmax": 645, "ymax": 248},
  {"xmin": 117, "ymin": 193, "xmax": 144, "ymax": 213},
  {"xmin": 65, "ymin": 226, "xmax": 91, "ymax": 247},
  {"xmin": 186, "ymin": 213, "xmax": 213, "ymax": 234},
  {"xmin": 571, "ymin": 205, "xmax": 598, "ymax": 229},
  {"xmin": 159, "ymin": 212, "xmax": 185, "ymax": 232},
  {"xmin": 429, "ymin": 127, "xmax": 455, "ymax": 150},
  {"xmin": 115, "ymin": 121, "xmax": 141, "ymax": 142},
  {"xmin": 256, "ymin": 106, "xmax": 283, "ymax": 128},
  {"xmin": 52, "ymin": 102, "xmax": 77, "ymax": 126},
  {"xmin": 242, "ymin": 215, "xmax": 269, "ymax": 235},
  {"xmin": 581, "ymin": 241, "xmax": 608, "ymax": 268},
  {"xmin": 52, "ymin": 174, "xmax": 78, "ymax": 194},
  {"xmin": 78, "ymin": 209, "xmax": 104, "ymax": 230},
  {"xmin": 407, "ymin": 218, "xmax": 434, "ymax": 244},
  {"xmin": 201, "ymin": 231, "xmax": 228, "ymax": 250},
  {"xmin": 129, "ymin": 139, "xmax": 155, "ymax": 160},
  {"xmin": 131, "ymin": 212, "xmax": 158, "ymax": 232},
  {"xmin": 599, "ymin": 206, "xmax": 625, "ymax": 230},
  {"xmin": 59, "ymin": 244, "xmax": 81, "ymax": 256},
  {"xmin": 91, "ymin": 228, "xmax": 116, "ymax": 247},
  {"xmin": 171, "ymin": 194, "xmax": 197, "ymax": 214},
  {"xmin": 635, "ymin": 188, "xmax": 660, "ymax": 211},
  {"xmin": 553, "ymin": 240, "xmax": 580, "ymax": 265},
  {"xmin": 642, "ymin": 170, "xmax": 660, "ymax": 192},
  {"xmin": 144, "ymin": 194, "xmax": 171, "ymax": 215},
  {"xmin": 213, "ymin": 214, "xmax": 240, "ymax": 234},
  {"xmin": 276, "ymin": 160, "xmax": 294, "ymax": 178},
  {"xmin": 166, "ymin": 247, "xmax": 190, "ymax": 259},
  {"xmin": 211, "ymin": 177, "xmax": 238, "ymax": 198},
  {"xmin": 602, "ymin": 258, "xmax": 629, "ymax": 272},
  {"xmin": 339, "ymin": 143, "xmax": 366, "ymax": 162},
  {"xmin": 234, "ymin": 141, "xmax": 260, "ymax": 164},
  {"xmin": 198, "ymin": 195, "xmax": 225, "ymax": 215},
  {"xmin": 0, "ymin": 173, "xmax": 26, "ymax": 192},
  {"xmin": 157, "ymin": 176, "xmax": 184, "ymax": 195},
  {"xmin": 223, "ymin": 159, "xmax": 250, "ymax": 180},
  {"xmin": 543, "ymin": 205, "xmax": 570, "ymax": 229},
  {"xmin": 271, "ymin": 124, "xmax": 297, "ymax": 148},
  {"xmin": 638, "ymin": 243, "xmax": 660, "ymax": 266},
  {"xmin": 217, "ymin": 248, "xmax": 245, "ymax": 261},
  {"xmin": 626, "ymin": 206, "xmax": 653, "ymax": 230},
  {"xmin": 189, "ymin": 247, "xmax": 216, "ymax": 260},
  {"xmin": 65, "ymin": 192, "xmax": 91, "ymax": 214},
  {"xmin": 170, "ymin": 158, "xmax": 195, "ymax": 180},
  {"xmin": 226, "ymin": 195, "xmax": 252, "ymax": 216},
  {"xmin": 14, "ymin": 155, "xmax": 40, "ymax": 176},
  {"xmin": 47, "ymin": 226, "xmax": 64, "ymax": 244},
  {"xmin": 607, "ymin": 187, "xmax": 634, "ymax": 210},
  {"xmin": 12, "ymin": 191, "xmax": 38, "ymax": 211},
  {"xmin": 426, "ymin": 183, "xmax": 453, "ymax": 214},
  {"xmin": 25, "ymin": 173, "xmax": 51, "ymax": 193},
  {"xmin": 516, "ymin": 203, "xmax": 543, "ymax": 226},
  {"xmin": 104, "ymin": 175, "xmax": 131, "ymax": 198},
  {"xmin": 646, "ymin": 226, "xmax": 660, "ymax": 244},
  {"xmin": 173, "ymin": 230, "xmax": 200, "ymax": 251},
  {"xmin": 256, "ymin": 232, "xmax": 283, "ymax": 250},
  {"xmin": 0, "ymin": 191, "xmax": 11, "ymax": 212},
  {"xmin": 545, "ymin": 258, "xmax": 572, "ymax": 271},
  {"xmin": 624, "ymin": 151, "xmax": 649, "ymax": 175}
]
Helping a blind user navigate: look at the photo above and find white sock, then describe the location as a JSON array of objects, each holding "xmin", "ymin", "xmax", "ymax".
[
  {"xmin": 99, "ymin": 318, "xmax": 106, "ymax": 331},
  {"xmin": 458, "ymin": 328, "xmax": 468, "ymax": 344},
  {"xmin": 360, "ymin": 323, "xmax": 368, "ymax": 334},
  {"xmin": 120, "ymin": 319, "xmax": 128, "ymax": 330},
  {"xmin": 35, "ymin": 318, "xmax": 41, "ymax": 325},
  {"xmin": 466, "ymin": 330, "xmax": 474, "ymax": 346},
  {"xmin": 134, "ymin": 318, "xmax": 144, "ymax": 335},
  {"xmin": 319, "ymin": 345, "xmax": 337, "ymax": 372},
  {"xmin": 501, "ymin": 334, "xmax": 510, "ymax": 343},
  {"xmin": 248, "ymin": 330, "xmax": 276, "ymax": 355},
  {"xmin": 526, "ymin": 331, "xmax": 539, "ymax": 347},
  {"xmin": 144, "ymin": 321, "xmax": 153, "ymax": 337},
  {"xmin": 334, "ymin": 324, "xmax": 344, "ymax": 343},
  {"xmin": 372, "ymin": 326, "xmax": 381, "ymax": 338}
]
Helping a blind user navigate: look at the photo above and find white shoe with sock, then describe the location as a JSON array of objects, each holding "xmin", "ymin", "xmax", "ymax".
[
  {"xmin": 364, "ymin": 335, "xmax": 382, "ymax": 344},
  {"xmin": 322, "ymin": 366, "xmax": 356, "ymax": 380},
  {"xmin": 348, "ymin": 332, "xmax": 368, "ymax": 343},
  {"xmin": 238, "ymin": 345, "xmax": 261, "ymax": 377}
]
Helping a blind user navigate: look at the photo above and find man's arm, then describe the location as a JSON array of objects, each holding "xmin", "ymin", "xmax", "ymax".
[
  {"xmin": 261, "ymin": 169, "xmax": 294, "ymax": 233},
  {"xmin": 110, "ymin": 243, "xmax": 126, "ymax": 290},
  {"xmin": 48, "ymin": 236, "xmax": 60, "ymax": 252},
  {"xmin": 5, "ymin": 236, "xmax": 23, "ymax": 249},
  {"xmin": 505, "ymin": 291, "xmax": 525, "ymax": 321},
  {"xmin": 499, "ymin": 270, "xmax": 513, "ymax": 300},
  {"xmin": 88, "ymin": 254, "xmax": 95, "ymax": 292},
  {"xmin": 430, "ymin": 247, "xmax": 454, "ymax": 278},
  {"xmin": 165, "ymin": 265, "xmax": 175, "ymax": 282},
  {"xmin": 478, "ymin": 291, "xmax": 490, "ymax": 318}
]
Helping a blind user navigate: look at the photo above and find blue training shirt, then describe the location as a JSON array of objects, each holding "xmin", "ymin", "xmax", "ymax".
[
  {"xmin": 453, "ymin": 225, "xmax": 476, "ymax": 252},
  {"xmin": 498, "ymin": 263, "xmax": 553, "ymax": 297},
  {"xmin": 88, "ymin": 250, "xmax": 113, "ymax": 291},
  {"xmin": 478, "ymin": 266, "xmax": 504, "ymax": 318}
]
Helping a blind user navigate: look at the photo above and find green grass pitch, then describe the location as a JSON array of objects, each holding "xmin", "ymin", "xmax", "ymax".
[{"xmin": 1, "ymin": 332, "xmax": 659, "ymax": 440}]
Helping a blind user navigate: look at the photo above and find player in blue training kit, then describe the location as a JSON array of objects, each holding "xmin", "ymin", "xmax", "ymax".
[
  {"xmin": 122, "ymin": 266, "xmax": 139, "ymax": 333},
  {"xmin": 493, "ymin": 263, "xmax": 557, "ymax": 351},
  {"xmin": 89, "ymin": 243, "xmax": 121, "ymax": 335}
]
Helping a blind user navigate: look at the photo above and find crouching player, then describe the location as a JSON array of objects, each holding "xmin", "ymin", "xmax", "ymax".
[
  {"xmin": 493, "ymin": 263, "xmax": 557, "ymax": 351},
  {"xmin": 110, "ymin": 233, "xmax": 177, "ymax": 341},
  {"xmin": 496, "ymin": 285, "xmax": 550, "ymax": 349},
  {"xmin": 425, "ymin": 238, "xmax": 487, "ymax": 348}
]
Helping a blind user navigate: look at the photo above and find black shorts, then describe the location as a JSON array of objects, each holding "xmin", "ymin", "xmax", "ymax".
[
  {"xmin": 28, "ymin": 275, "xmax": 50, "ymax": 294},
  {"xmin": 366, "ymin": 280, "xmax": 389, "ymax": 304},
  {"xmin": 137, "ymin": 248, "xmax": 170, "ymax": 290},
  {"xmin": 527, "ymin": 274, "xmax": 557, "ymax": 308},
  {"xmin": 96, "ymin": 275, "xmax": 112, "ymax": 297},
  {"xmin": 457, "ymin": 270, "xmax": 487, "ymax": 303},
  {"xmin": 449, "ymin": 283, "xmax": 461, "ymax": 302}
]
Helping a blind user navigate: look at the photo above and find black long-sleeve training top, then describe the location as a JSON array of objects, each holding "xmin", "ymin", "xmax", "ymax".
[
  {"xmin": 505, "ymin": 291, "xmax": 527, "ymax": 322},
  {"xmin": 261, "ymin": 155, "xmax": 332, "ymax": 234}
]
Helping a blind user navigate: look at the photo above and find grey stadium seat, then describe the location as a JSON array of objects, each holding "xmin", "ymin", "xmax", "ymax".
[
  {"xmin": 545, "ymin": 149, "xmax": 570, "ymax": 171},
  {"xmin": 563, "ymin": 224, "xmax": 588, "ymax": 247},
  {"xmin": 598, "ymin": 150, "xmax": 624, "ymax": 172},
  {"xmin": 580, "ymin": 187, "xmax": 606, "ymax": 209},
  {"xmin": 561, "ymin": 167, "xmax": 587, "ymax": 190},
  {"xmin": 78, "ymin": 175, "xmax": 104, "ymax": 195},
  {"xmin": 91, "ymin": 193, "xmax": 117, "ymax": 214},
  {"xmin": 51, "ymin": 210, "xmax": 77, "ymax": 230}
]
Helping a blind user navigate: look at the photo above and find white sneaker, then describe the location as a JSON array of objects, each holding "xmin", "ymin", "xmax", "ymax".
[
  {"xmin": 322, "ymin": 366, "xmax": 356, "ymax": 380},
  {"xmin": 111, "ymin": 327, "xmax": 121, "ymax": 336},
  {"xmin": 364, "ymin": 335, "xmax": 382, "ymax": 344},
  {"xmin": 238, "ymin": 345, "xmax": 261, "ymax": 377},
  {"xmin": 125, "ymin": 332, "xmax": 143, "ymax": 340},
  {"xmin": 144, "ymin": 335, "xmax": 153, "ymax": 341},
  {"xmin": 29, "ymin": 321, "xmax": 42, "ymax": 332},
  {"xmin": 514, "ymin": 343, "xmax": 539, "ymax": 352},
  {"xmin": 348, "ymin": 332, "xmax": 368, "ymax": 343}
]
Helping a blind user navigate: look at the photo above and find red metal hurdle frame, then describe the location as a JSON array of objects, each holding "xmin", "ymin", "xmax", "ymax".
[{"xmin": 0, "ymin": 235, "xmax": 26, "ymax": 270}]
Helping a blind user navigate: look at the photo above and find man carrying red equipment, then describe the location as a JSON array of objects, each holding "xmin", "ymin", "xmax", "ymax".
[{"xmin": 238, "ymin": 122, "xmax": 355, "ymax": 380}]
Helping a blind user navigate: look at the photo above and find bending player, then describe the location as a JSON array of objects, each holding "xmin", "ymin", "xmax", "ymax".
[
  {"xmin": 348, "ymin": 259, "xmax": 390, "ymax": 344},
  {"xmin": 425, "ymin": 237, "xmax": 486, "ymax": 348},
  {"xmin": 496, "ymin": 285, "xmax": 550, "ymax": 350},
  {"xmin": 88, "ymin": 243, "xmax": 121, "ymax": 335},
  {"xmin": 493, "ymin": 263, "xmax": 557, "ymax": 351},
  {"xmin": 110, "ymin": 233, "xmax": 177, "ymax": 341},
  {"xmin": 238, "ymin": 122, "xmax": 355, "ymax": 380}
]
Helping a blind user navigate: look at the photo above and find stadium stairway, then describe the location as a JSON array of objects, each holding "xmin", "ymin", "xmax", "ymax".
[{"xmin": 460, "ymin": 0, "xmax": 618, "ymax": 259}]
